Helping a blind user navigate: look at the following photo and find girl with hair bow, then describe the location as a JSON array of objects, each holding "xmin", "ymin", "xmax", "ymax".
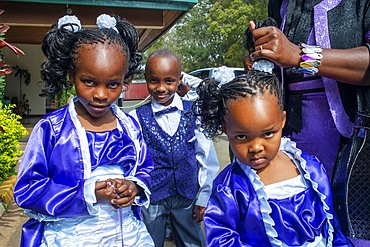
[
  {"xmin": 13, "ymin": 14, "xmax": 154, "ymax": 247},
  {"xmin": 194, "ymin": 64, "xmax": 353, "ymax": 246}
]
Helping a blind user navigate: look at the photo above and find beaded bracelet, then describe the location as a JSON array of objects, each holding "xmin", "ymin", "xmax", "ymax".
[{"xmin": 296, "ymin": 42, "xmax": 323, "ymax": 75}]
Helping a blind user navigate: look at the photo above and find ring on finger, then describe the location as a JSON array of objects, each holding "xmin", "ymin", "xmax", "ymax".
[{"xmin": 260, "ymin": 45, "xmax": 263, "ymax": 51}]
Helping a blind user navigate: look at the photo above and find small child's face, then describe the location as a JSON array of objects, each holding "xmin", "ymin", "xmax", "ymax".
[
  {"xmin": 69, "ymin": 44, "xmax": 127, "ymax": 118},
  {"xmin": 224, "ymin": 93, "xmax": 286, "ymax": 170},
  {"xmin": 145, "ymin": 56, "xmax": 182, "ymax": 106}
]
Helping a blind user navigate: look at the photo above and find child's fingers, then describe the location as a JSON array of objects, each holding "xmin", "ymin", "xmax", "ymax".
[
  {"xmin": 116, "ymin": 180, "xmax": 137, "ymax": 195},
  {"xmin": 113, "ymin": 178, "xmax": 123, "ymax": 187},
  {"xmin": 95, "ymin": 181, "xmax": 108, "ymax": 190},
  {"xmin": 111, "ymin": 195, "xmax": 135, "ymax": 208},
  {"xmin": 193, "ymin": 205, "xmax": 206, "ymax": 223}
]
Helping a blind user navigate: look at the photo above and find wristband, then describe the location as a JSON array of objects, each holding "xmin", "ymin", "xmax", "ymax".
[{"xmin": 296, "ymin": 42, "xmax": 322, "ymax": 75}]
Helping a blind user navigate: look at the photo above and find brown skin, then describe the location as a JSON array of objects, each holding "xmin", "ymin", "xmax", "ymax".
[
  {"xmin": 70, "ymin": 43, "xmax": 143, "ymax": 207},
  {"xmin": 243, "ymin": 54, "xmax": 254, "ymax": 73},
  {"xmin": 145, "ymin": 56, "xmax": 182, "ymax": 106},
  {"xmin": 223, "ymin": 92, "xmax": 299, "ymax": 185},
  {"xmin": 249, "ymin": 21, "xmax": 370, "ymax": 86},
  {"xmin": 177, "ymin": 83, "xmax": 191, "ymax": 97}
]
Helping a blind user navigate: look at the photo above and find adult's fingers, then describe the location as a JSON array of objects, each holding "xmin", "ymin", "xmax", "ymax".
[{"xmin": 248, "ymin": 20, "xmax": 256, "ymax": 32}]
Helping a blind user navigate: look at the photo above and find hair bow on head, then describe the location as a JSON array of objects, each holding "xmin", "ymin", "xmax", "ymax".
[
  {"xmin": 58, "ymin": 15, "xmax": 81, "ymax": 32},
  {"xmin": 252, "ymin": 60, "xmax": 274, "ymax": 74},
  {"xmin": 96, "ymin": 14, "xmax": 119, "ymax": 33},
  {"xmin": 214, "ymin": 66, "xmax": 235, "ymax": 88}
]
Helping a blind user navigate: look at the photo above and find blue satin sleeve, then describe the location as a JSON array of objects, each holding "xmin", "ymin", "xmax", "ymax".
[
  {"xmin": 14, "ymin": 115, "xmax": 89, "ymax": 218},
  {"xmin": 204, "ymin": 182, "xmax": 247, "ymax": 247},
  {"xmin": 126, "ymin": 114, "xmax": 153, "ymax": 193},
  {"xmin": 204, "ymin": 163, "xmax": 270, "ymax": 247}
]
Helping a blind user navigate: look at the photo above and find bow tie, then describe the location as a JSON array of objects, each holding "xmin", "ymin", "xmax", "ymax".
[{"xmin": 154, "ymin": 106, "xmax": 178, "ymax": 116}]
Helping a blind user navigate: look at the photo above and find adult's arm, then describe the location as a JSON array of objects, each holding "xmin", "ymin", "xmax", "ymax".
[{"xmin": 249, "ymin": 22, "xmax": 370, "ymax": 86}]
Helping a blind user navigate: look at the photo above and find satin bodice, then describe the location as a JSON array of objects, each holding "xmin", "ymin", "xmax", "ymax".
[{"xmin": 86, "ymin": 128, "xmax": 136, "ymax": 173}]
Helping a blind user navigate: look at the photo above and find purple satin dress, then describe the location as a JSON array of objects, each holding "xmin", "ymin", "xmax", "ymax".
[
  {"xmin": 13, "ymin": 100, "xmax": 154, "ymax": 247},
  {"xmin": 204, "ymin": 138, "xmax": 353, "ymax": 247}
]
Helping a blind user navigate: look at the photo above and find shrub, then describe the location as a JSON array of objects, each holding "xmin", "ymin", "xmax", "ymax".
[{"xmin": 0, "ymin": 103, "xmax": 28, "ymax": 185}]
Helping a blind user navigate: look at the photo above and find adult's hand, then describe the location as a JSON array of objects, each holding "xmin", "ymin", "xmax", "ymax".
[
  {"xmin": 249, "ymin": 21, "xmax": 301, "ymax": 69},
  {"xmin": 248, "ymin": 21, "xmax": 370, "ymax": 86}
]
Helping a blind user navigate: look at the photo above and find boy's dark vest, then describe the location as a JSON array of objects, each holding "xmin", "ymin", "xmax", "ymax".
[{"xmin": 136, "ymin": 101, "xmax": 199, "ymax": 203}]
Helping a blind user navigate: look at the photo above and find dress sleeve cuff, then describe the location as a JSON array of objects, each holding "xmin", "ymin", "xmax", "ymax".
[
  {"xmin": 125, "ymin": 176, "xmax": 151, "ymax": 208},
  {"xmin": 24, "ymin": 209, "xmax": 63, "ymax": 222},
  {"xmin": 195, "ymin": 192, "xmax": 210, "ymax": 207},
  {"xmin": 84, "ymin": 177, "xmax": 100, "ymax": 215}
]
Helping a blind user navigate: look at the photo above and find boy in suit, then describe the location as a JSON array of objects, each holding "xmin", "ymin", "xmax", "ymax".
[{"xmin": 129, "ymin": 48, "xmax": 219, "ymax": 247}]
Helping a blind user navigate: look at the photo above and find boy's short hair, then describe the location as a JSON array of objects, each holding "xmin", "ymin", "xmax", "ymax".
[{"xmin": 145, "ymin": 48, "xmax": 182, "ymax": 73}]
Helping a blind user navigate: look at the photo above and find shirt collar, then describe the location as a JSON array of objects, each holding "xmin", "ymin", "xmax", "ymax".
[{"xmin": 151, "ymin": 93, "xmax": 184, "ymax": 113}]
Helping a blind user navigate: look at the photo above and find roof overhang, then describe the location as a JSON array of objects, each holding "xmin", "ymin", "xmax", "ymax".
[{"xmin": 0, "ymin": 0, "xmax": 197, "ymax": 51}]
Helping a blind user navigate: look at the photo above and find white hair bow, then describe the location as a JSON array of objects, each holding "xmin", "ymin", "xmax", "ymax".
[
  {"xmin": 58, "ymin": 15, "xmax": 81, "ymax": 32},
  {"xmin": 96, "ymin": 14, "xmax": 119, "ymax": 33},
  {"xmin": 252, "ymin": 60, "xmax": 274, "ymax": 74},
  {"xmin": 214, "ymin": 66, "xmax": 235, "ymax": 88}
]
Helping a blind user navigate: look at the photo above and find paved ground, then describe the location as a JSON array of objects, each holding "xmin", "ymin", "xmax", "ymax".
[{"xmin": 0, "ymin": 116, "xmax": 231, "ymax": 247}]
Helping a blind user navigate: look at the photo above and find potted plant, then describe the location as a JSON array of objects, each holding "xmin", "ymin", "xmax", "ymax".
[{"xmin": 11, "ymin": 65, "xmax": 31, "ymax": 117}]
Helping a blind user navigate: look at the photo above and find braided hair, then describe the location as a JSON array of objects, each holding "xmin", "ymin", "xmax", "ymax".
[
  {"xmin": 193, "ymin": 69, "xmax": 283, "ymax": 139},
  {"xmin": 245, "ymin": 17, "xmax": 277, "ymax": 53},
  {"xmin": 40, "ymin": 14, "xmax": 142, "ymax": 97}
]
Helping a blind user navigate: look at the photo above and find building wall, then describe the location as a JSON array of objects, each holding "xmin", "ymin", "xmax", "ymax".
[
  {"xmin": 125, "ymin": 83, "xmax": 149, "ymax": 100},
  {"xmin": 3, "ymin": 44, "xmax": 46, "ymax": 115}
]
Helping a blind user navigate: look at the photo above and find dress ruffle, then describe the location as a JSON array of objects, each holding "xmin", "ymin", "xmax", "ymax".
[
  {"xmin": 239, "ymin": 164, "xmax": 282, "ymax": 246},
  {"xmin": 280, "ymin": 138, "xmax": 334, "ymax": 247}
]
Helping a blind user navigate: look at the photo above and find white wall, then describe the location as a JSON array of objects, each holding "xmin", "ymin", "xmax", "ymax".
[{"xmin": 3, "ymin": 44, "xmax": 46, "ymax": 115}]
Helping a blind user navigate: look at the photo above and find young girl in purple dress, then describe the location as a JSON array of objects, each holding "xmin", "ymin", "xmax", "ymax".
[
  {"xmin": 14, "ymin": 14, "xmax": 154, "ymax": 247},
  {"xmin": 193, "ymin": 64, "xmax": 353, "ymax": 247}
]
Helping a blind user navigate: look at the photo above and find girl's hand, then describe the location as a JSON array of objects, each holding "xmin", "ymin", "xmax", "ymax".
[
  {"xmin": 111, "ymin": 179, "xmax": 143, "ymax": 208},
  {"xmin": 249, "ymin": 21, "xmax": 301, "ymax": 69},
  {"xmin": 193, "ymin": 205, "xmax": 206, "ymax": 223},
  {"xmin": 95, "ymin": 179, "xmax": 116, "ymax": 203}
]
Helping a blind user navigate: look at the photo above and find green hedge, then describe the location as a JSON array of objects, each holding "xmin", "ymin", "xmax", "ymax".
[{"xmin": 0, "ymin": 103, "xmax": 28, "ymax": 185}]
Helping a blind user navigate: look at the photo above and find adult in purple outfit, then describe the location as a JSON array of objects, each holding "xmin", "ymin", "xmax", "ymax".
[{"xmin": 248, "ymin": 0, "xmax": 370, "ymax": 246}]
